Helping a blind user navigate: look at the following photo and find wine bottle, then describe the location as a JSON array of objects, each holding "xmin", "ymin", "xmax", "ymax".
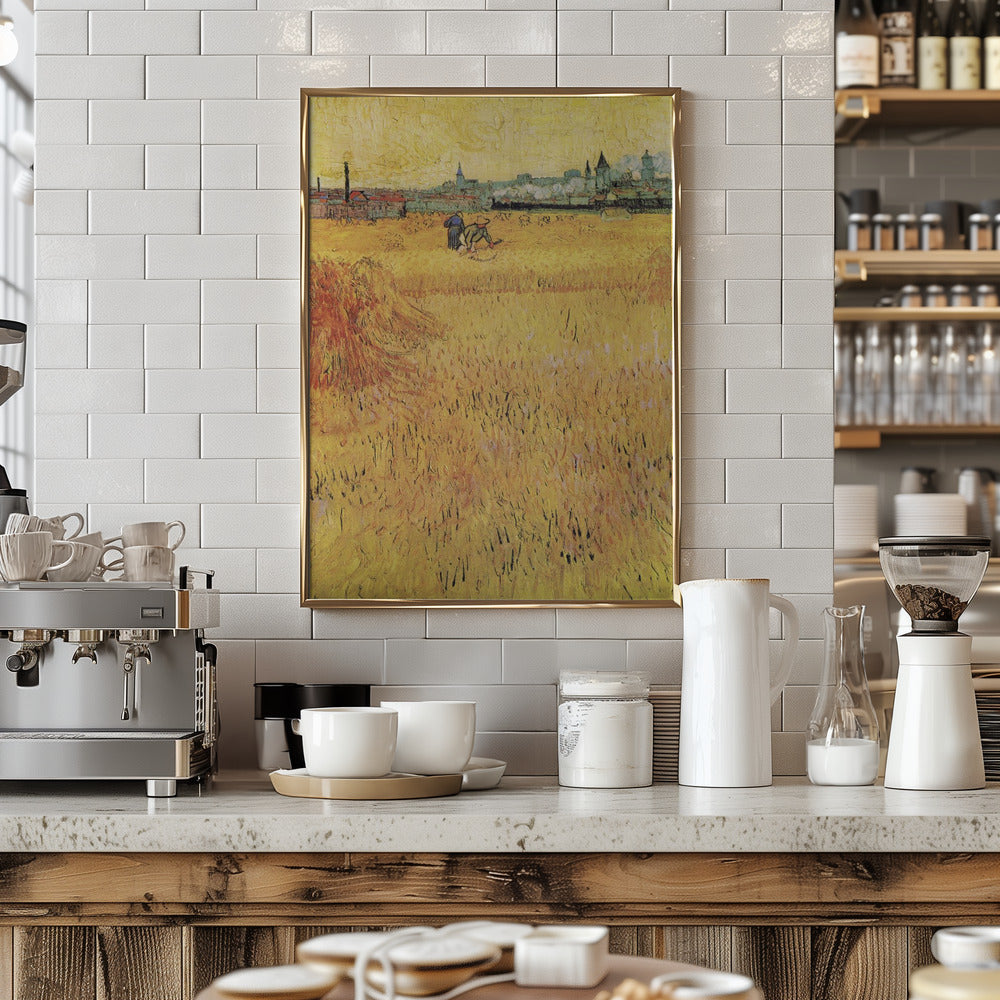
[
  {"xmin": 984, "ymin": 0, "xmax": 1000, "ymax": 88},
  {"xmin": 837, "ymin": 0, "xmax": 881, "ymax": 87},
  {"xmin": 917, "ymin": 0, "xmax": 948, "ymax": 86},
  {"xmin": 880, "ymin": 0, "xmax": 917, "ymax": 85},
  {"xmin": 948, "ymin": 0, "xmax": 981, "ymax": 88}
]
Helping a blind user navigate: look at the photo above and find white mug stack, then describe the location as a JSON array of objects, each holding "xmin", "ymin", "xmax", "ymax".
[
  {"xmin": 1, "ymin": 509, "xmax": 99, "ymax": 583},
  {"xmin": 106, "ymin": 520, "xmax": 186, "ymax": 582}
]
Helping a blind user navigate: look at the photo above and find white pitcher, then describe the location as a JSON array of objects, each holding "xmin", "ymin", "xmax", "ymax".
[{"xmin": 678, "ymin": 579, "xmax": 799, "ymax": 788}]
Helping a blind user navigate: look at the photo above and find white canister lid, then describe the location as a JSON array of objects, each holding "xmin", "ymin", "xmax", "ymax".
[{"xmin": 559, "ymin": 670, "xmax": 649, "ymax": 698}]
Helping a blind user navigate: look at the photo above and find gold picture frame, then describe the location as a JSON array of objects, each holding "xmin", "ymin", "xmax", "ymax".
[{"xmin": 300, "ymin": 88, "xmax": 681, "ymax": 608}]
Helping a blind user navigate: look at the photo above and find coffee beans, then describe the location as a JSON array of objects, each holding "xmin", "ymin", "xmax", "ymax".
[{"xmin": 895, "ymin": 583, "xmax": 968, "ymax": 621}]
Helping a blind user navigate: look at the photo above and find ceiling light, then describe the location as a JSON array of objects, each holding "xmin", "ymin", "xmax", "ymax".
[{"xmin": 0, "ymin": 10, "xmax": 17, "ymax": 67}]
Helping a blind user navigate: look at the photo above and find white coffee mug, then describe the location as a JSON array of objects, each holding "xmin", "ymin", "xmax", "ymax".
[
  {"xmin": 379, "ymin": 700, "xmax": 476, "ymax": 775},
  {"xmin": 290, "ymin": 707, "xmax": 398, "ymax": 779},
  {"xmin": 109, "ymin": 520, "xmax": 185, "ymax": 551},
  {"xmin": 45, "ymin": 541, "xmax": 101, "ymax": 583},
  {"xmin": 123, "ymin": 544, "xmax": 174, "ymax": 582},
  {"xmin": 0, "ymin": 531, "xmax": 75, "ymax": 582},
  {"xmin": 93, "ymin": 543, "xmax": 126, "ymax": 580},
  {"xmin": 40, "ymin": 511, "xmax": 84, "ymax": 540},
  {"xmin": 4, "ymin": 513, "xmax": 42, "ymax": 534}
]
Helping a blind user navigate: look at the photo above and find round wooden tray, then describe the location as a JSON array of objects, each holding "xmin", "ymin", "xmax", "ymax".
[{"xmin": 269, "ymin": 768, "xmax": 463, "ymax": 801}]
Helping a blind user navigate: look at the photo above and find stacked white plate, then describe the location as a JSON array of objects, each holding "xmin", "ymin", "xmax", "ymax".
[
  {"xmin": 834, "ymin": 484, "xmax": 879, "ymax": 557},
  {"xmin": 650, "ymin": 688, "xmax": 681, "ymax": 783},
  {"xmin": 894, "ymin": 492, "xmax": 967, "ymax": 536}
]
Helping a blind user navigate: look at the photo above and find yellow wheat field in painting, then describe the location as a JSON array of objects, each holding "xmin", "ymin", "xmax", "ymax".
[{"xmin": 307, "ymin": 210, "xmax": 673, "ymax": 603}]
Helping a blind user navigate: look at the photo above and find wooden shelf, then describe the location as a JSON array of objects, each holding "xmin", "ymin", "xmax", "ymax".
[
  {"xmin": 836, "ymin": 250, "xmax": 1000, "ymax": 282},
  {"xmin": 835, "ymin": 307, "xmax": 1000, "ymax": 321},
  {"xmin": 836, "ymin": 88, "xmax": 1000, "ymax": 140},
  {"xmin": 835, "ymin": 424, "xmax": 1000, "ymax": 449}
]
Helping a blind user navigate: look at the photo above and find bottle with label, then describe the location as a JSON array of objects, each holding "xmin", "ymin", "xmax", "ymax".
[
  {"xmin": 837, "ymin": 0, "xmax": 882, "ymax": 87},
  {"xmin": 948, "ymin": 0, "xmax": 981, "ymax": 88},
  {"xmin": 881, "ymin": 0, "xmax": 918, "ymax": 85},
  {"xmin": 984, "ymin": 0, "xmax": 1000, "ymax": 87},
  {"xmin": 917, "ymin": 0, "xmax": 948, "ymax": 87}
]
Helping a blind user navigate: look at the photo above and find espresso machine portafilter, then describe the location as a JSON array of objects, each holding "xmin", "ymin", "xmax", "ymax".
[{"xmin": 0, "ymin": 567, "xmax": 220, "ymax": 797}]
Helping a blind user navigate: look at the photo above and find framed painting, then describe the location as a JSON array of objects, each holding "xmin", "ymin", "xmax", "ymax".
[{"xmin": 300, "ymin": 88, "xmax": 680, "ymax": 608}]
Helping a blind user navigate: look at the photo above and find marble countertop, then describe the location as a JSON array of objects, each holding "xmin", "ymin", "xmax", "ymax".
[{"xmin": 4, "ymin": 775, "xmax": 1000, "ymax": 853}]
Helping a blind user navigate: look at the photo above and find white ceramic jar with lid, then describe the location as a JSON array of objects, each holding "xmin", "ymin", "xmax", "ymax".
[{"xmin": 557, "ymin": 670, "xmax": 652, "ymax": 788}]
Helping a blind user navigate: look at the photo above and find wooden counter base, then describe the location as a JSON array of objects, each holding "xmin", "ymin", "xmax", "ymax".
[{"xmin": 0, "ymin": 852, "xmax": 991, "ymax": 999}]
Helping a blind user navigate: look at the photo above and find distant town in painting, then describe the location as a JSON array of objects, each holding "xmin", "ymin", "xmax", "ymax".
[{"xmin": 302, "ymin": 90, "xmax": 677, "ymax": 605}]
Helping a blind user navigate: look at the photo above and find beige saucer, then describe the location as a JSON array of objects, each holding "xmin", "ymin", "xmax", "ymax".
[
  {"xmin": 297, "ymin": 931, "xmax": 501, "ymax": 997},
  {"xmin": 270, "ymin": 768, "xmax": 462, "ymax": 801},
  {"xmin": 211, "ymin": 963, "xmax": 341, "ymax": 999}
]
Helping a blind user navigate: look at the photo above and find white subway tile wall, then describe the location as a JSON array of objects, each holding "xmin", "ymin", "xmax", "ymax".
[{"xmin": 32, "ymin": 2, "xmax": 834, "ymax": 774}]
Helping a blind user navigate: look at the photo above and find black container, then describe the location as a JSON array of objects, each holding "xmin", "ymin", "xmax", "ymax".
[{"xmin": 254, "ymin": 683, "xmax": 370, "ymax": 770}]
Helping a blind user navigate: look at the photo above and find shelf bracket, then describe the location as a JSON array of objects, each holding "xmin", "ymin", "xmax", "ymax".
[
  {"xmin": 835, "ymin": 255, "xmax": 868, "ymax": 282},
  {"xmin": 835, "ymin": 92, "xmax": 880, "ymax": 119}
]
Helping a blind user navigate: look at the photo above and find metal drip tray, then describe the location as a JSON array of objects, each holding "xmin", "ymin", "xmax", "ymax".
[
  {"xmin": 0, "ymin": 730, "xmax": 198, "ymax": 739},
  {"xmin": 0, "ymin": 729, "xmax": 208, "ymax": 782}
]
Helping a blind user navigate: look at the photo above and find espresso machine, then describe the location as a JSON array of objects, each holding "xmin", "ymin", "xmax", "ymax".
[{"xmin": 0, "ymin": 567, "xmax": 219, "ymax": 796}]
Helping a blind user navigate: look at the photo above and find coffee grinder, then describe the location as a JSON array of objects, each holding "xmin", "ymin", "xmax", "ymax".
[{"xmin": 879, "ymin": 536, "xmax": 991, "ymax": 790}]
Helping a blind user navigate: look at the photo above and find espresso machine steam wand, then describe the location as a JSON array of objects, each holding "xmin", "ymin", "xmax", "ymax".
[{"xmin": 116, "ymin": 629, "xmax": 158, "ymax": 721}]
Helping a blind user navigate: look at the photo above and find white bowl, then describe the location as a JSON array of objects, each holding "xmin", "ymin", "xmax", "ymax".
[
  {"xmin": 932, "ymin": 926, "xmax": 1000, "ymax": 968},
  {"xmin": 446, "ymin": 920, "xmax": 533, "ymax": 972}
]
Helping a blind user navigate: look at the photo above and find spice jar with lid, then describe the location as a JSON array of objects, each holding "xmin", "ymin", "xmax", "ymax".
[
  {"xmin": 847, "ymin": 212, "xmax": 872, "ymax": 251},
  {"xmin": 896, "ymin": 213, "xmax": 919, "ymax": 250},
  {"xmin": 558, "ymin": 671, "xmax": 652, "ymax": 788},
  {"xmin": 872, "ymin": 212, "xmax": 895, "ymax": 250},
  {"xmin": 969, "ymin": 213, "xmax": 994, "ymax": 250},
  {"xmin": 920, "ymin": 212, "xmax": 945, "ymax": 250}
]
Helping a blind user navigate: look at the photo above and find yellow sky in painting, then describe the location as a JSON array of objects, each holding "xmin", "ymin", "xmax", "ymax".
[{"xmin": 308, "ymin": 92, "xmax": 674, "ymax": 191}]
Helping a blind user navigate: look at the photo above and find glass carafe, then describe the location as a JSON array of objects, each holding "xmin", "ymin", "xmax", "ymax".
[{"xmin": 806, "ymin": 605, "xmax": 880, "ymax": 785}]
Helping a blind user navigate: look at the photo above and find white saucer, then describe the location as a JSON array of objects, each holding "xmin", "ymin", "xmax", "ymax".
[{"xmin": 462, "ymin": 757, "xmax": 506, "ymax": 790}]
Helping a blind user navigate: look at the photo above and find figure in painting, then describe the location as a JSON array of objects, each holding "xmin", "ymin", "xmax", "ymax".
[
  {"xmin": 444, "ymin": 211, "xmax": 465, "ymax": 250},
  {"xmin": 462, "ymin": 217, "xmax": 501, "ymax": 254}
]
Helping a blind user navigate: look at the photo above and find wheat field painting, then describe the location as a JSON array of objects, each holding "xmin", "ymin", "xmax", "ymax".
[{"xmin": 301, "ymin": 89, "xmax": 679, "ymax": 606}]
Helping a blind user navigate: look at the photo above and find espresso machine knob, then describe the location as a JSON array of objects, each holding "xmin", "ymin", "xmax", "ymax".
[{"xmin": 6, "ymin": 649, "xmax": 35, "ymax": 672}]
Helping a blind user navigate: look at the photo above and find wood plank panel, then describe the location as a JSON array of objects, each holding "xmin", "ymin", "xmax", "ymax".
[
  {"xmin": 0, "ymin": 927, "xmax": 12, "ymax": 1000},
  {"xmin": 733, "ymin": 926, "xmax": 810, "ymax": 1000},
  {"xmin": 5, "ymin": 852, "xmax": 1000, "ymax": 909},
  {"xmin": 908, "ymin": 926, "xmax": 934, "ymax": 974},
  {"xmin": 812, "ymin": 926, "xmax": 908, "ymax": 1000},
  {"xmin": 187, "ymin": 926, "xmax": 295, "ymax": 997},
  {"xmin": 660, "ymin": 927, "xmax": 732, "ymax": 973},
  {"xmin": 608, "ymin": 926, "xmax": 661, "ymax": 959},
  {"xmin": 13, "ymin": 926, "xmax": 95, "ymax": 1000},
  {"xmin": 96, "ymin": 926, "xmax": 182, "ymax": 1000}
]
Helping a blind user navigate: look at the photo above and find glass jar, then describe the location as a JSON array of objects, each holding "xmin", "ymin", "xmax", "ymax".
[
  {"xmin": 847, "ymin": 212, "xmax": 872, "ymax": 251},
  {"xmin": 920, "ymin": 212, "xmax": 945, "ymax": 250},
  {"xmin": 969, "ymin": 213, "xmax": 994, "ymax": 250},
  {"xmin": 806, "ymin": 606, "xmax": 879, "ymax": 786},
  {"xmin": 872, "ymin": 212, "xmax": 895, "ymax": 250},
  {"xmin": 898, "ymin": 283, "xmax": 923, "ymax": 307},
  {"xmin": 896, "ymin": 213, "xmax": 919, "ymax": 250},
  {"xmin": 558, "ymin": 671, "xmax": 652, "ymax": 788}
]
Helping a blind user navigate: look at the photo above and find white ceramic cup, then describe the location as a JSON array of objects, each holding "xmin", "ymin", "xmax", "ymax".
[
  {"xmin": 379, "ymin": 700, "xmax": 476, "ymax": 775},
  {"xmin": 94, "ymin": 543, "xmax": 126, "ymax": 580},
  {"xmin": 123, "ymin": 544, "xmax": 174, "ymax": 582},
  {"xmin": 45, "ymin": 541, "xmax": 102, "ymax": 582},
  {"xmin": 108, "ymin": 520, "xmax": 186, "ymax": 551},
  {"xmin": 4, "ymin": 512, "xmax": 42, "ymax": 534},
  {"xmin": 0, "ymin": 531, "xmax": 75, "ymax": 582},
  {"xmin": 290, "ymin": 707, "xmax": 398, "ymax": 779},
  {"xmin": 5, "ymin": 511, "xmax": 84, "ymax": 540}
]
